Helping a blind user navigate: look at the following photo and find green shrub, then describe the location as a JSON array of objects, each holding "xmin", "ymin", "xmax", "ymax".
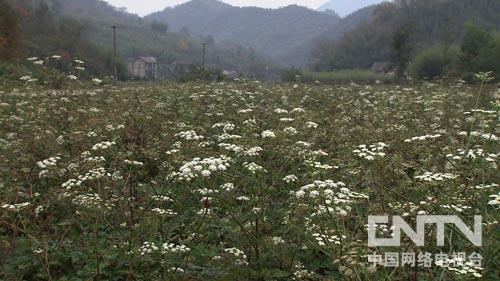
[
  {"xmin": 281, "ymin": 67, "xmax": 303, "ymax": 82},
  {"xmin": 410, "ymin": 47, "xmax": 445, "ymax": 80}
]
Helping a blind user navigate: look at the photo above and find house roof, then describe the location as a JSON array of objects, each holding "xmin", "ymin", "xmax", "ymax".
[{"xmin": 129, "ymin": 56, "xmax": 157, "ymax": 64}]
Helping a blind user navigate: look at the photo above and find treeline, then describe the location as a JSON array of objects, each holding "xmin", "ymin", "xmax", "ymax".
[
  {"xmin": 311, "ymin": 0, "xmax": 500, "ymax": 80},
  {"xmin": 1, "ymin": 0, "xmax": 278, "ymax": 82},
  {"xmin": 0, "ymin": 0, "xmax": 20, "ymax": 60},
  {"xmin": 411, "ymin": 23, "xmax": 500, "ymax": 81},
  {"xmin": 0, "ymin": 0, "xmax": 129, "ymax": 80}
]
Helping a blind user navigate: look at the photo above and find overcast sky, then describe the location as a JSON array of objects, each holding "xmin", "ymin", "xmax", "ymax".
[{"xmin": 104, "ymin": 0, "xmax": 327, "ymax": 16}]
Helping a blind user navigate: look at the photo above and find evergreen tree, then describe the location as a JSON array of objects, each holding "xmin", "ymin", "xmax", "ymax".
[{"xmin": 0, "ymin": 0, "xmax": 21, "ymax": 60}]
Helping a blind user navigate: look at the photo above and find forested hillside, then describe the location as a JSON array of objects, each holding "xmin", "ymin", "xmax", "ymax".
[
  {"xmin": 146, "ymin": 0, "xmax": 341, "ymax": 64},
  {"xmin": 3, "ymin": 0, "xmax": 276, "ymax": 79},
  {"xmin": 312, "ymin": 0, "xmax": 500, "ymax": 71},
  {"xmin": 277, "ymin": 5, "xmax": 378, "ymax": 67}
]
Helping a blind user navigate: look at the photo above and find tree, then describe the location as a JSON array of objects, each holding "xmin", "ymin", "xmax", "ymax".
[
  {"xmin": 391, "ymin": 24, "xmax": 414, "ymax": 79},
  {"xmin": 204, "ymin": 35, "xmax": 215, "ymax": 47},
  {"xmin": 438, "ymin": 17, "xmax": 457, "ymax": 69},
  {"xmin": 0, "ymin": 0, "xmax": 21, "ymax": 60},
  {"xmin": 410, "ymin": 46, "xmax": 445, "ymax": 80},
  {"xmin": 180, "ymin": 26, "xmax": 190, "ymax": 37},
  {"xmin": 460, "ymin": 22, "xmax": 492, "ymax": 73},
  {"xmin": 150, "ymin": 20, "xmax": 168, "ymax": 34}
]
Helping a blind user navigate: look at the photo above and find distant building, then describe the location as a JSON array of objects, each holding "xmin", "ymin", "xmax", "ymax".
[
  {"xmin": 222, "ymin": 70, "xmax": 238, "ymax": 79},
  {"xmin": 128, "ymin": 57, "xmax": 158, "ymax": 79},
  {"xmin": 371, "ymin": 62, "xmax": 394, "ymax": 73}
]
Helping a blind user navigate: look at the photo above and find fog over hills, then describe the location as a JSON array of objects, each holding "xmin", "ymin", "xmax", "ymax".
[
  {"xmin": 146, "ymin": 0, "xmax": 343, "ymax": 65},
  {"xmin": 317, "ymin": 0, "xmax": 386, "ymax": 17}
]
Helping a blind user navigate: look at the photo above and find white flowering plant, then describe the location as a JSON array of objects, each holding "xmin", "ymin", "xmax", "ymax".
[{"xmin": 0, "ymin": 80, "xmax": 498, "ymax": 280}]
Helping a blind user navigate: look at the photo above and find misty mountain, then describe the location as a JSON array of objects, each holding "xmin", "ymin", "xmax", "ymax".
[
  {"xmin": 278, "ymin": 4, "xmax": 379, "ymax": 67},
  {"xmin": 317, "ymin": 0, "xmax": 387, "ymax": 17},
  {"xmin": 146, "ymin": 0, "xmax": 341, "ymax": 64},
  {"xmin": 9, "ymin": 0, "xmax": 277, "ymax": 78}
]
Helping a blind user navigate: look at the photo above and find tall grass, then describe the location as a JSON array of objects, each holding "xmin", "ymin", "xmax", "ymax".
[{"xmin": 300, "ymin": 70, "xmax": 394, "ymax": 84}]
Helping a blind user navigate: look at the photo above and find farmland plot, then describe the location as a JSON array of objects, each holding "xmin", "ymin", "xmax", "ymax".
[{"xmin": 0, "ymin": 81, "xmax": 498, "ymax": 280}]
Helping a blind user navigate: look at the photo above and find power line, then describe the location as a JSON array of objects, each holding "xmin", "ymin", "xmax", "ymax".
[
  {"xmin": 202, "ymin": 41, "xmax": 206, "ymax": 70},
  {"xmin": 112, "ymin": 24, "xmax": 118, "ymax": 82}
]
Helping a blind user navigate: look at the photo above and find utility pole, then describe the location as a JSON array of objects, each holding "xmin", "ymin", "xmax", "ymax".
[
  {"xmin": 202, "ymin": 42, "xmax": 206, "ymax": 70},
  {"xmin": 112, "ymin": 24, "xmax": 118, "ymax": 82}
]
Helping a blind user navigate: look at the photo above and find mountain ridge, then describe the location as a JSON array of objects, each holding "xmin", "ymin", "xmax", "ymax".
[
  {"xmin": 146, "ymin": 0, "xmax": 342, "ymax": 65},
  {"xmin": 317, "ymin": 0, "xmax": 387, "ymax": 17}
]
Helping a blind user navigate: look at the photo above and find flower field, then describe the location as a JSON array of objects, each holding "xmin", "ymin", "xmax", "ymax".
[{"xmin": 0, "ymin": 81, "xmax": 498, "ymax": 280}]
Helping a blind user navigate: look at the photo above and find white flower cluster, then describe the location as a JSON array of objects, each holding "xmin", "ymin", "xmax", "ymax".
[
  {"xmin": 488, "ymin": 192, "xmax": 500, "ymax": 206},
  {"xmin": 152, "ymin": 195, "xmax": 173, "ymax": 202},
  {"xmin": 415, "ymin": 172, "xmax": 458, "ymax": 182},
  {"xmin": 469, "ymin": 109, "xmax": 496, "ymax": 115},
  {"xmin": 212, "ymin": 122, "xmax": 235, "ymax": 132},
  {"xmin": 441, "ymin": 203, "xmax": 471, "ymax": 213},
  {"xmin": 221, "ymin": 183, "xmax": 235, "ymax": 192},
  {"xmin": 283, "ymin": 127, "xmax": 298, "ymax": 135},
  {"xmin": 436, "ymin": 257, "xmax": 483, "ymax": 278},
  {"xmin": 261, "ymin": 130, "xmax": 276, "ymax": 138},
  {"xmin": 305, "ymin": 121, "xmax": 318, "ymax": 129},
  {"xmin": 92, "ymin": 78, "xmax": 102, "ymax": 85},
  {"xmin": 291, "ymin": 180, "xmax": 368, "ymax": 216},
  {"xmin": 2, "ymin": 202, "xmax": 31, "ymax": 211},
  {"xmin": 404, "ymin": 134, "xmax": 441, "ymax": 143},
  {"xmin": 283, "ymin": 175, "xmax": 298, "ymax": 183},
  {"xmin": 79, "ymin": 167, "xmax": 110, "ymax": 181},
  {"xmin": 295, "ymin": 141, "xmax": 312, "ymax": 148},
  {"xmin": 305, "ymin": 160, "xmax": 337, "ymax": 170},
  {"xmin": 20, "ymin": 76, "xmax": 37, "ymax": 83},
  {"xmin": 162, "ymin": 243, "xmax": 190, "ymax": 254},
  {"xmin": 224, "ymin": 247, "xmax": 248, "ymax": 266},
  {"xmin": 92, "ymin": 141, "xmax": 115, "ymax": 151},
  {"xmin": 243, "ymin": 162, "xmax": 267, "ymax": 173},
  {"xmin": 37, "ymin": 157, "xmax": 61, "ymax": 169},
  {"xmin": 195, "ymin": 188, "xmax": 219, "ymax": 196},
  {"xmin": 151, "ymin": 208, "xmax": 177, "ymax": 216},
  {"xmin": 271, "ymin": 236, "xmax": 285, "ymax": 245},
  {"xmin": 34, "ymin": 205, "xmax": 45, "ymax": 216},
  {"xmin": 168, "ymin": 267, "xmax": 184, "ymax": 273},
  {"xmin": 353, "ymin": 142, "xmax": 388, "ymax": 161},
  {"xmin": 72, "ymin": 193, "xmax": 113, "ymax": 210},
  {"xmin": 217, "ymin": 133, "xmax": 242, "ymax": 141},
  {"xmin": 293, "ymin": 264, "xmax": 316, "ymax": 280},
  {"xmin": 470, "ymin": 183, "xmax": 498, "ymax": 190},
  {"xmin": 237, "ymin": 108, "xmax": 253, "ymax": 114},
  {"xmin": 388, "ymin": 198, "xmax": 434, "ymax": 217},
  {"xmin": 458, "ymin": 131, "xmax": 498, "ymax": 141},
  {"xmin": 84, "ymin": 156, "xmax": 105, "ymax": 163},
  {"xmin": 176, "ymin": 130, "xmax": 204, "ymax": 141},
  {"xmin": 61, "ymin": 179, "xmax": 82, "ymax": 189},
  {"xmin": 312, "ymin": 233, "xmax": 346, "ymax": 246},
  {"xmin": 172, "ymin": 156, "xmax": 231, "ymax": 181},
  {"xmin": 124, "ymin": 159, "xmax": 144, "ymax": 166},
  {"xmin": 139, "ymin": 241, "xmax": 158, "ymax": 256},
  {"xmin": 244, "ymin": 146, "xmax": 263, "ymax": 156},
  {"xmin": 274, "ymin": 108, "xmax": 288, "ymax": 114},
  {"xmin": 446, "ymin": 148, "xmax": 497, "ymax": 163},
  {"xmin": 291, "ymin": 108, "xmax": 305, "ymax": 113},
  {"xmin": 218, "ymin": 143, "xmax": 244, "ymax": 154}
]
